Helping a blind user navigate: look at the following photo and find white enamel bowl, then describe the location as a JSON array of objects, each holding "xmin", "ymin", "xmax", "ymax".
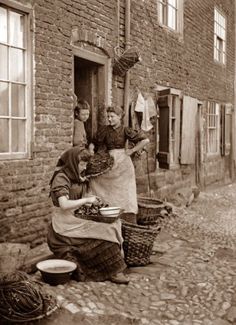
[
  {"xmin": 36, "ymin": 259, "xmax": 77, "ymax": 285},
  {"xmin": 99, "ymin": 207, "xmax": 121, "ymax": 217}
]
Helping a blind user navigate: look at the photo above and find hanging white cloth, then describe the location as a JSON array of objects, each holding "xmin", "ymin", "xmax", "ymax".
[
  {"xmin": 134, "ymin": 92, "xmax": 145, "ymax": 113},
  {"xmin": 134, "ymin": 92, "xmax": 157, "ymax": 131}
]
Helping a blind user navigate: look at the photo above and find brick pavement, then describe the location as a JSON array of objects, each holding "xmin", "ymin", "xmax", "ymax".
[{"xmin": 25, "ymin": 183, "xmax": 236, "ymax": 325}]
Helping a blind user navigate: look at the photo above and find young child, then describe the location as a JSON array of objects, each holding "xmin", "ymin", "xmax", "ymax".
[{"xmin": 73, "ymin": 99, "xmax": 94, "ymax": 155}]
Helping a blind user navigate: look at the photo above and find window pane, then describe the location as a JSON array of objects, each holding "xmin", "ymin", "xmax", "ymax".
[
  {"xmin": 168, "ymin": 7, "xmax": 176, "ymax": 29},
  {"xmin": 12, "ymin": 119, "xmax": 25, "ymax": 152},
  {"xmin": 9, "ymin": 11, "xmax": 25, "ymax": 48},
  {"xmin": 169, "ymin": 0, "xmax": 176, "ymax": 7},
  {"xmin": 0, "ymin": 119, "xmax": 9, "ymax": 152},
  {"xmin": 0, "ymin": 44, "xmax": 8, "ymax": 79},
  {"xmin": 12, "ymin": 84, "xmax": 25, "ymax": 117},
  {"xmin": 10, "ymin": 48, "xmax": 25, "ymax": 82},
  {"xmin": 159, "ymin": 2, "xmax": 165, "ymax": 24},
  {"xmin": 0, "ymin": 82, "xmax": 9, "ymax": 116},
  {"xmin": 0, "ymin": 7, "xmax": 7, "ymax": 43}
]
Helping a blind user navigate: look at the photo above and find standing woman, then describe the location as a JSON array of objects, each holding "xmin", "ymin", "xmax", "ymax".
[
  {"xmin": 89, "ymin": 106, "xmax": 150, "ymax": 221},
  {"xmin": 48, "ymin": 146, "xmax": 129, "ymax": 284}
]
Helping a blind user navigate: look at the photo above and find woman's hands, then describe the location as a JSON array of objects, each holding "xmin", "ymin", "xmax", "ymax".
[
  {"xmin": 125, "ymin": 148, "xmax": 134, "ymax": 156},
  {"xmin": 58, "ymin": 195, "xmax": 101, "ymax": 211},
  {"xmin": 126, "ymin": 138, "xmax": 150, "ymax": 157},
  {"xmin": 85, "ymin": 195, "xmax": 101, "ymax": 205}
]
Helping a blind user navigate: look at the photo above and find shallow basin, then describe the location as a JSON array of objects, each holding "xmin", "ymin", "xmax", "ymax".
[{"xmin": 36, "ymin": 259, "xmax": 77, "ymax": 286}]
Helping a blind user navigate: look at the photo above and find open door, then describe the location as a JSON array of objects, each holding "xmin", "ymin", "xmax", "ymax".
[{"xmin": 74, "ymin": 56, "xmax": 107, "ymax": 142}]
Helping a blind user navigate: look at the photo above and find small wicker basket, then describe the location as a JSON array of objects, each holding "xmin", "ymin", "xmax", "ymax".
[
  {"xmin": 122, "ymin": 221, "xmax": 161, "ymax": 266},
  {"xmin": 138, "ymin": 197, "xmax": 172, "ymax": 221}
]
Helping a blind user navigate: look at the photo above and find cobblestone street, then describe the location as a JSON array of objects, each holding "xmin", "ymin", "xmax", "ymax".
[{"xmin": 30, "ymin": 183, "xmax": 236, "ymax": 325}]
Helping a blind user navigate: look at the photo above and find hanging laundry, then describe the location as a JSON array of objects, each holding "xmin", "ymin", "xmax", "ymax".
[
  {"xmin": 134, "ymin": 92, "xmax": 145, "ymax": 112},
  {"xmin": 141, "ymin": 100, "xmax": 153, "ymax": 132},
  {"xmin": 134, "ymin": 92, "xmax": 157, "ymax": 132},
  {"xmin": 146, "ymin": 96, "xmax": 157, "ymax": 118}
]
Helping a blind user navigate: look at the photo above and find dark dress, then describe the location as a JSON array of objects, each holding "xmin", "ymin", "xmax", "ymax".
[{"xmin": 48, "ymin": 172, "xmax": 126, "ymax": 282}]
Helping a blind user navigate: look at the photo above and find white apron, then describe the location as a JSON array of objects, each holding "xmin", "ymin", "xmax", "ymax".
[
  {"xmin": 51, "ymin": 207, "xmax": 123, "ymax": 247},
  {"xmin": 88, "ymin": 149, "xmax": 138, "ymax": 214}
]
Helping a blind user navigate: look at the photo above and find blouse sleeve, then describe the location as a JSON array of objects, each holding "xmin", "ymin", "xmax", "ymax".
[
  {"xmin": 50, "ymin": 172, "xmax": 71, "ymax": 207},
  {"xmin": 124, "ymin": 127, "xmax": 147, "ymax": 144},
  {"xmin": 94, "ymin": 126, "xmax": 108, "ymax": 151}
]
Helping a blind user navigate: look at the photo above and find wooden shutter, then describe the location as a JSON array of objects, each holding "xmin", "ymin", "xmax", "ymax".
[
  {"xmin": 157, "ymin": 94, "xmax": 170, "ymax": 169},
  {"xmin": 180, "ymin": 96, "xmax": 198, "ymax": 164},
  {"xmin": 220, "ymin": 104, "xmax": 226, "ymax": 156},
  {"xmin": 221, "ymin": 104, "xmax": 232, "ymax": 156}
]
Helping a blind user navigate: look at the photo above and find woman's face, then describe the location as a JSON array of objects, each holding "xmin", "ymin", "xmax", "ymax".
[
  {"xmin": 78, "ymin": 109, "xmax": 90, "ymax": 122},
  {"xmin": 107, "ymin": 112, "xmax": 121, "ymax": 128},
  {"xmin": 78, "ymin": 160, "xmax": 88, "ymax": 174}
]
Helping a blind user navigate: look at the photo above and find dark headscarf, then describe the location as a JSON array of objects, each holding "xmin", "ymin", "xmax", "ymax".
[{"xmin": 49, "ymin": 147, "xmax": 91, "ymax": 186}]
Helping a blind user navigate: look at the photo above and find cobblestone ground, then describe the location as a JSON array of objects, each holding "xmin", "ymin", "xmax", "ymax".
[{"xmin": 31, "ymin": 183, "xmax": 236, "ymax": 325}]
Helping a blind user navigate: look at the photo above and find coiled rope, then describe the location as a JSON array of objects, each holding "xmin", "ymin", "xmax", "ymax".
[{"xmin": 0, "ymin": 271, "xmax": 57, "ymax": 323}]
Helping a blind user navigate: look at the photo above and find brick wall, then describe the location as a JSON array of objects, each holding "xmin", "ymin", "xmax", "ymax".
[
  {"xmin": 128, "ymin": 0, "xmax": 235, "ymax": 193},
  {"xmin": 0, "ymin": 0, "xmax": 235, "ymax": 244},
  {"xmin": 0, "ymin": 0, "xmax": 120, "ymax": 245}
]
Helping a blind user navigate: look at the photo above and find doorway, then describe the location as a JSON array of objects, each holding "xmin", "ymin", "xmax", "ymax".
[{"xmin": 74, "ymin": 55, "xmax": 107, "ymax": 142}]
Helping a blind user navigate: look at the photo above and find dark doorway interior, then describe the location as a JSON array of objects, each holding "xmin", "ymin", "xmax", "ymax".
[{"xmin": 74, "ymin": 56, "xmax": 106, "ymax": 141}]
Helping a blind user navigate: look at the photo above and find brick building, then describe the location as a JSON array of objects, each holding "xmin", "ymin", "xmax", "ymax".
[{"xmin": 0, "ymin": 0, "xmax": 235, "ymax": 245}]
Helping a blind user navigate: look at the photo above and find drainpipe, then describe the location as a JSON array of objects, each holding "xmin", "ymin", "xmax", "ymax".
[{"xmin": 124, "ymin": 0, "xmax": 131, "ymax": 126}]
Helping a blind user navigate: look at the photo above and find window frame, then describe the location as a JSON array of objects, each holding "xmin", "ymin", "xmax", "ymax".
[
  {"xmin": 157, "ymin": 88, "xmax": 181, "ymax": 169},
  {"xmin": 206, "ymin": 101, "xmax": 220, "ymax": 156},
  {"xmin": 214, "ymin": 7, "xmax": 226, "ymax": 65},
  {"xmin": 157, "ymin": 0, "xmax": 184, "ymax": 34},
  {"xmin": 0, "ymin": 1, "xmax": 32, "ymax": 160}
]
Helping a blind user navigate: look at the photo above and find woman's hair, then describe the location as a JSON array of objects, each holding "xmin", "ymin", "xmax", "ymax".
[
  {"xmin": 107, "ymin": 106, "xmax": 125, "ymax": 119},
  {"xmin": 74, "ymin": 99, "xmax": 90, "ymax": 117}
]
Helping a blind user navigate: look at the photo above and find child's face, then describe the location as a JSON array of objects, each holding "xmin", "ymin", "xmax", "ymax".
[{"xmin": 78, "ymin": 109, "xmax": 90, "ymax": 122}]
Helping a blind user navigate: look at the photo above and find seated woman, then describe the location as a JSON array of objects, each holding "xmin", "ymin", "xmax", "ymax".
[
  {"xmin": 47, "ymin": 146, "xmax": 129, "ymax": 284},
  {"xmin": 89, "ymin": 106, "xmax": 150, "ymax": 223}
]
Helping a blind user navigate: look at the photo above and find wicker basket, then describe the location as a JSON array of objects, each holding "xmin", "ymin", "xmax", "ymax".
[
  {"xmin": 122, "ymin": 221, "xmax": 161, "ymax": 266},
  {"xmin": 113, "ymin": 47, "xmax": 141, "ymax": 77},
  {"xmin": 138, "ymin": 196, "xmax": 172, "ymax": 219},
  {"xmin": 137, "ymin": 213, "xmax": 164, "ymax": 227},
  {"xmin": 75, "ymin": 212, "xmax": 119, "ymax": 224}
]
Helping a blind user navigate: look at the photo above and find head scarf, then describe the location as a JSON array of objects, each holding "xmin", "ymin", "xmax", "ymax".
[{"xmin": 49, "ymin": 147, "xmax": 91, "ymax": 186}]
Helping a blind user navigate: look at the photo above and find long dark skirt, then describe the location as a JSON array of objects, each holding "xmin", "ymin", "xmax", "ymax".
[{"xmin": 47, "ymin": 224, "xmax": 127, "ymax": 282}]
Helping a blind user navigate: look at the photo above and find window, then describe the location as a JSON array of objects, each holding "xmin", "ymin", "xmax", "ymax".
[
  {"xmin": 158, "ymin": 0, "xmax": 183, "ymax": 33},
  {"xmin": 214, "ymin": 8, "xmax": 226, "ymax": 64},
  {"xmin": 207, "ymin": 102, "xmax": 220, "ymax": 155},
  {"xmin": 157, "ymin": 88, "xmax": 181, "ymax": 169},
  {"xmin": 0, "ymin": 4, "xmax": 31, "ymax": 159}
]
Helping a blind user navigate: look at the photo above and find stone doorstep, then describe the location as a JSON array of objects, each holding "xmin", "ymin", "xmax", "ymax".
[{"xmin": 21, "ymin": 242, "xmax": 54, "ymax": 274}]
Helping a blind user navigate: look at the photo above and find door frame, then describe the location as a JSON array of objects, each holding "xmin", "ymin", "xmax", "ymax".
[{"xmin": 72, "ymin": 46, "xmax": 111, "ymax": 108}]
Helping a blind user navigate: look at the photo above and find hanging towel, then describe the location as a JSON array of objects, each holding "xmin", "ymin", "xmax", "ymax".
[
  {"xmin": 134, "ymin": 93, "xmax": 157, "ymax": 132},
  {"xmin": 141, "ymin": 101, "xmax": 153, "ymax": 131},
  {"xmin": 146, "ymin": 96, "xmax": 157, "ymax": 118},
  {"xmin": 134, "ymin": 92, "xmax": 145, "ymax": 112}
]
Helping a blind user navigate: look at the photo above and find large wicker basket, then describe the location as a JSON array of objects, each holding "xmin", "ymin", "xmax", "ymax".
[
  {"xmin": 137, "ymin": 213, "xmax": 164, "ymax": 227},
  {"xmin": 122, "ymin": 221, "xmax": 161, "ymax": 266}
]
